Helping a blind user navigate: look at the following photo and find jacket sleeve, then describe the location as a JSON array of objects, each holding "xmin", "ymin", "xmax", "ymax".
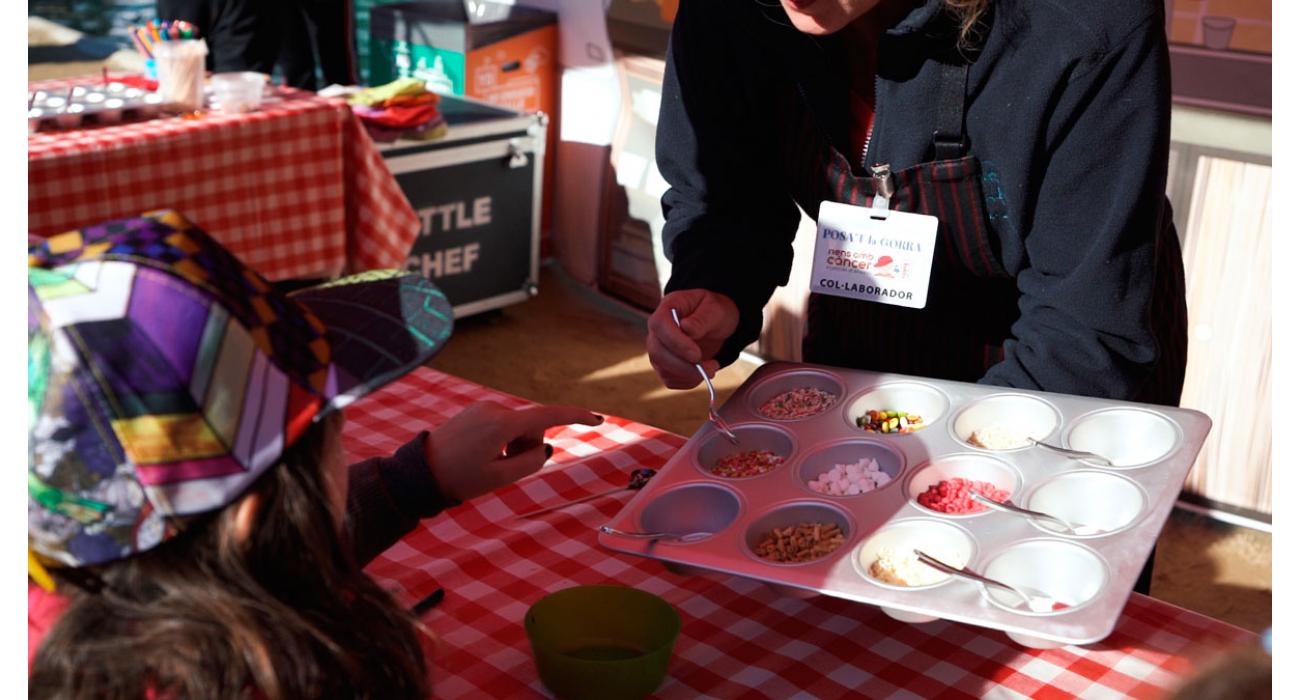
[
  {"xmin": 657, "ymin": 0, "xmax": 802, "ymax": 365},
  {"xmin": 981, "ymin": 12, "xmax": 1173, "ymax": 400},
  {"xmin": 345, "ymin": 432, "xmax": 459, "ymax": 566}
]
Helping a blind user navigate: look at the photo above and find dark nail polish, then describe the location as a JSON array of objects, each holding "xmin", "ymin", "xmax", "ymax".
[
  {"xmin": 591, "ymin": 413, "xmax": 605, "ymax": 424},
  {"xmin": 545, "ymin": 444, "xmax": 554, "ymax": 458}
]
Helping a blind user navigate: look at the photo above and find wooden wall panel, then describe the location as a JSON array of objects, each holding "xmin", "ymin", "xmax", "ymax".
[{"xmin": 1178, "ymin": 156, "xmax": 1272, "ymax": 514}]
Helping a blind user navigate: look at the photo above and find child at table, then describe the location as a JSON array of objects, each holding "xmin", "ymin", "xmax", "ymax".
[{"xmin": 27, "ymin": 211, "xmax": 600, "ymax": 698}]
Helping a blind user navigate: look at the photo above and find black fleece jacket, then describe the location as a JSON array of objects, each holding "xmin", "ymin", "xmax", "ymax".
[{"xmin": 658, "ymin": 0, "xmax": 1176, "ymax": 400}]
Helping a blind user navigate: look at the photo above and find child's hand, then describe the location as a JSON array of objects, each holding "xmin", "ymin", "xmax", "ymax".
[{"xmin": 424, "ymin": 402, "xmax": 604, "ymax": 503}]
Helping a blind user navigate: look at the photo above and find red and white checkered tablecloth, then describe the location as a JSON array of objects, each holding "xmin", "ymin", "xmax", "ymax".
[
  {"xmin": 347, "ymin": 368, "xmax": 1258, "ymax": 699},
  {"xmin": 28, "ymin": 79, "xmax": 418, "ymax": 280}
]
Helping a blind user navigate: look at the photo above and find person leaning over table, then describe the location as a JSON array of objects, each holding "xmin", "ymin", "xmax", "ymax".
[
  {"xmin": 27, "ymin": 213, "xmax": 602, "ymax": 697},
  {"xmin": 645, "ymin": 0, "xmax": 1187, "ymax": 594}
]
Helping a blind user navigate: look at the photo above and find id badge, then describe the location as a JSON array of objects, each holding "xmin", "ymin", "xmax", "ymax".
[{"xmin": 810, "ymin": 200, "xmax": 939, "ymax": 309}]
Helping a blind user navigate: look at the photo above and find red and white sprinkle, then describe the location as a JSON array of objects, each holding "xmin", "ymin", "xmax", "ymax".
[
  {"xmin": 711, "ymin": 450, "xmax": 784, "ymax": 478},
  {"xmin": 916, "ymin": 477, "xmax": 1009, "ymax": 514},
  {"xmin": 759, "ymin": 387, "xmax": 837, "ymax": 420}
]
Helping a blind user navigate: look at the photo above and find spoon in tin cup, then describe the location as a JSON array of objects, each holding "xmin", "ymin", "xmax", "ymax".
[
  {"xmin": 970, "ymin": 493, "xmax": 1105, "ymax": 536},
  {"xmin": 515, "ymin": 469, "xmax": 657, "ymax": 519},
  {"xmin": 1028, "ymin": 438, "xmax": 1114, "ymax": 467},
  {"xmin": 913, "ymin": 549, "xmax": 1069, "ymax": 613},
  {"xmin": 598, "ymin": 525, "xmax": 714, "ymax": 544},
  {"xmin": 670, "ymin": 307, "xmax": 740, "ymax": 445}
]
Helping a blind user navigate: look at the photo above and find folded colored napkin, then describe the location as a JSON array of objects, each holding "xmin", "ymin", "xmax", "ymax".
[
  {"xmin": 378, "ymin": 92, "xmax": 439, "ymax": 108},
  {"xmin": 348, "ymin": 78, "xmax": 446, "ymax": 143},
  {"xmin": 364, "ymin": 117, "xmax": 448, "ymax": 143},
  {"xmin": 353, "ymin": 104, "xmax": 438, "ymax": 130},
  {"xmin": 346, "ymin": 78, "xmax": 430, "ymax": 108}
]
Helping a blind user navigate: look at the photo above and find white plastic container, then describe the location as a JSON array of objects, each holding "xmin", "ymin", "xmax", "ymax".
[{"xmin": 210, "ymin": 72, "xmax": 267, "ymax": 113}]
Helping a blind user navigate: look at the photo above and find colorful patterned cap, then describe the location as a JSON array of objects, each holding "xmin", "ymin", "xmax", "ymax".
[{"xmin": 28, "ymin": 210, "xmax": 453, "ymax": 568}]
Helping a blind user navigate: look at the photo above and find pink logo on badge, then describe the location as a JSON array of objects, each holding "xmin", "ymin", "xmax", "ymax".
[{"xmin": 873, "ymin": 255, "xmax": 902, "ymax": 279}]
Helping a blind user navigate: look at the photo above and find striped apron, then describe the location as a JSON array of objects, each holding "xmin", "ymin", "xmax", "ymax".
[{"xmin": 783, "ymin": 62, "xmax": 1188, "ymax": 408}]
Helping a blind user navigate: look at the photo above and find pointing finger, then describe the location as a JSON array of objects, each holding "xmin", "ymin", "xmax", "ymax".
[{"xmin": 506, "ymin": 405, "xmax": 604, "ymax": 439}]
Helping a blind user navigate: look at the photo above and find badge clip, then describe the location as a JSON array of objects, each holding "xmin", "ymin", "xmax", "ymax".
[{"xmin": 870, "ymin": 163, "xmax": 893, "ymax": 213}]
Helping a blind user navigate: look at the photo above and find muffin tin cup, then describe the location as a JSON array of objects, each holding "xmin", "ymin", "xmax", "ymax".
[
  {"xmin": 951, "ymin": 394, "xmax": 1061, "ymax": 452},
  {"xmin": 55, "ymin": 105, "xmax": 85, "ymax": 129},
  {"xmin": 1025, "ymin": 470, "xmax": 1148, "ymax": 538},
  {"xmin": 795, "ymin": 439, "xmax": 906, "ymax": 499},
  {"xmin": 1063, "ymin": 408, "xmax": 1181, "ymax": 469},
  {"xmin": 695, "ymin": 424, "xmax": 796, "ymax": 481},
  {"xmin": 96, "ymin": 99, "xmax": 126, "ymax": 125},
  {"xmin": 747, "ymin": 369, "xmax": 846, "ymax": 422},
  {"xmin": 980, "ymin": 539, "xmax": 1109, "ymax": 617},
  {"xmin": 881, "ymin": 607, "xmax": 943, "ymax": 624},
  {"xmin": 765, "ymin": 583, "xmax": 823, "ymax": 599},
  {"xmin": 854, "ymin": 518, "xmax": 978, "ymax": 592},
  {"xmin": 598, "ymin": 361, "xmax": 1212, "ymax": 648},
  {"xmin": 904, "ymin": 454, "xmax": 1022, "ymax": 519},
  {"xmin": 661, "ymin": 561, "xmax": 712, "ymax": 576},
  {"xmin": 742, "ymin": 501, "xmax": 854, "ymax": 568},
  {"xmin": 845, "ymin": 382, "xmax": 949, "ymax": 436},
  {"xmin": 637, "ymin": 482, "xmax": 743, "ymax": 544}
]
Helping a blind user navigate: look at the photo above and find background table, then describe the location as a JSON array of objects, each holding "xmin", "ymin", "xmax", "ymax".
[
  {"xmin": 29, "ymin": 80, "xmax": 418, "ymax": 280},
  {"xmin": 347, "ymin": 368, "xmax": 1257, "ymax": 699}
]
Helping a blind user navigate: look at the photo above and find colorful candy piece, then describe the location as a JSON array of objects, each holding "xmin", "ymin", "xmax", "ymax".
[{"xmin": 856, "ymin": 408, "xmax": 925, "ymax": 434}]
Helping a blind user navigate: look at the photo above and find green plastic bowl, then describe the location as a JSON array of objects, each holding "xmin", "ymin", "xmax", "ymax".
[{"xmin": 525, "ymin": 585, "xmax": 681, "ymax": 700}]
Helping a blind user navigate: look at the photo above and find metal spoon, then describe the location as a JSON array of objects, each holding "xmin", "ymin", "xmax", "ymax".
[
  {"xmin": 1029, "ymin": 438, "xmax": 1114, "ymax": 467},
  {"xmin": 598, "ymin": 525, "xmax": 713, "ymax": 544},
  {"xmin": 670, "ymin": 307, "xmax": 740, "ymax": 445},
  {"xmin": 913, "ymin": 549, "xmax": 1067, "ymax": 613},
  {"xmin": 970, "ymin": 493, "xmax": 1104, "ymax": 536},
  {"xmin": 515, "ymin": 468, "xmax": 656, "ymax": 519}
]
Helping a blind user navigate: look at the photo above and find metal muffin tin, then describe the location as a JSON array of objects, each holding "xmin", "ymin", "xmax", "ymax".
[
  {"xmin": 597, "ymin": 362, "xmax": 1211, "ymax": 647},
  {"xmin": 29, "ymin": 84, "xmax": 166, "ymax": 132}
]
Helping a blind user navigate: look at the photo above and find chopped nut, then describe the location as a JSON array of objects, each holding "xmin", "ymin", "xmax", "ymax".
[{"xmin": 755, "ymin": 521, "xmax": 846, "ymax": 563}]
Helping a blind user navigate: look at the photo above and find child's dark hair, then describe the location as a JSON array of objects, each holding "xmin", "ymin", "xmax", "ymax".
[{"xmin": 30, "ymin": 416, "xmax": 430, "ymax": 699}]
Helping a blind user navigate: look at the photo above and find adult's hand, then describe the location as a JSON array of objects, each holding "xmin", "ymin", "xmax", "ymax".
[
  {"xmin": 424, "ymin": 402, "xmax": 603, "ymax": 502},
  {"xmin": 646, "ymin": 289, "xmax": 740, "ymax": 390}
]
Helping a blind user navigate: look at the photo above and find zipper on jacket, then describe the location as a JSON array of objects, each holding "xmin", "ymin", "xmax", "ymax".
[{"xmin": 861, "ymin": 73, "xmax": 882, "ymax": 174}]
